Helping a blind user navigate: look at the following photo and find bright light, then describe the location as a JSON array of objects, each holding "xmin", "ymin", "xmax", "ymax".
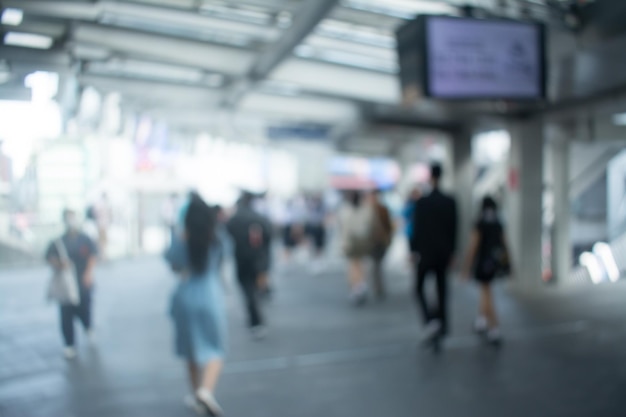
[
  {"xmin": 1, "ymin": 8, "xmax": 24, "ymax": 26},
  {"xmin": 593, "ymin": 242, "xmax": 621, "ymax": 283},
  {"xmin": 613, "ymin": 112, "xmax": 626, "ymax": 126},
  {"xmin": 474, "ymin": 130, "xmax": 511, "ymax": 164},
  {"xmin": 24, "ymin": 71, "xmax": 59, "ymax": 102},
  {"xmin": 4, "ymin": 32, "xmax": 53, "ymax": 49},
  {"xmin": 579, "ymin": 252, "xmax": 604, "ymax": 284}
]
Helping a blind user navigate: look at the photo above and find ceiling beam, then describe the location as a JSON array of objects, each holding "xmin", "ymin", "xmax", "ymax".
[
  {"xmin": 73, "ymin": 23, "xmax": 255, "ymax": 75},
  {"xmin": 224, "ymin": 0, "xmax": 338, "ymax": 107},
  {"xmin": 248, "ymin": 0, "xmax": 338, "ymax": 81}
]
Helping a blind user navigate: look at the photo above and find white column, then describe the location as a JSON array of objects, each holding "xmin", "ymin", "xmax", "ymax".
[
  {"xmin": 550, "ymin": 132, "xmax": 572, "ymax": 285},
  {"xmin": 452, "ymin": 128, "xmax": 474, "ymax": 259},
  {"xmin": 507, "ymin": 118, "xmax": 544, "ymax": 293}
]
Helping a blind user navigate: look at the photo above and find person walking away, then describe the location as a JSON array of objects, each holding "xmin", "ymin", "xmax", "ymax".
[
  {"xmin": 226, "ymin": 192, "xmax": 272, "ymax": 338},
  {"xmin": 339, "ymin": 191, "xmax": 374, "ymax": 305},
  {"xmin": 281, "ymin": 199, "xmax": 297, "ymax": 260},
  {"xmin": 410, "ymin": 164, "xmax": 457, "ymax": 348},
  {"xmin": 461, "ymin": 196, "xmax": 511, "ymax": 346},
  {"xmin": 368, "ymin": 190, "xmax": 394, "ymax": 300},
  {"xmin": 46, "ymin": 209, "xmax": 98, "ymax": 359},
  {"xmin": 166, "ymin": 195, "xmax": 228, "ymax": 416},
  {"xmin": 306, "ymin": 194, "xmax": 328, "ymax": 274},
  {"xmin": 251, "ymin": 196, "xmax": 274, "ymax": 300}
]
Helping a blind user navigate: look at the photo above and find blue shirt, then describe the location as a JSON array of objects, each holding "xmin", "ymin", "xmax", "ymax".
[{"xmin": 403, "ymin": 201, "xmax": 416, "ymax": 239}]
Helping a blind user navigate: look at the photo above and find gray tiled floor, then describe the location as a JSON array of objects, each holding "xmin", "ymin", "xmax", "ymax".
[{"xmin": 2, "ymin": 256, "xmax": 626, "ymax": 417}]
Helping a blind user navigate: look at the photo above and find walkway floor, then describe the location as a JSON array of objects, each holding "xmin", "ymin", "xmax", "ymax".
[{"xmin": 1, "ymin": 255, "xmax": 626, "ymax": 417}]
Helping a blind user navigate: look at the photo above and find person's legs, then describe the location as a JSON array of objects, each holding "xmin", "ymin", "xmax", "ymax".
[
  {"xmin": 59, "ymin": 305, "xmax": 75, "ymax": 347},
  {"xmin": 480, "ymin": 283, "xmax": 499, "ymax": 328},
  {"xmin": 434, "ymin": 264, "xmax": 449, "ymax": 335},
  {"xmin": 371, "ymin": 247, "xmax": 386, "ymax": 299},
  {"xmin": 415, "ymin": 261, "xmax": 431, "ymax": 324},
  {"xmin": 348, "ymin": 258, "xmax": 364, "ymax": 289},
  {"xmin": 77, "ymin": 290, "xmax": 92, "ymax": 332},
  {"xmin": 195, "ymin": 359, "xmax": 224, "ymax": 415},
  {"xmin": 315, "ymin": 226, "xmax": 326, "ymax": 258},
  {"xmin": 256, "ymin": 250, "xmax": 271, "ymax": 298},
  {"xmin": 201, "ymin": 359, "xmax": 223, "ymax": 392},
  {"xmin": 237, "ymin": 263, "xmax": 262, "ymax": 328},
  {"xmin": 347, "ymin": 257, "xmax": 367, "ymax": 304},
  {"xmin": 187, "ymin": 361, "xmax": 200, "ymax": 391}
]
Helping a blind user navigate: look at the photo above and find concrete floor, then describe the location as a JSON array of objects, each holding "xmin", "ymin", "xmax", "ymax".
[{"xmin": 1, "ymin": 255, "xmax": 626, "ymax": 417}]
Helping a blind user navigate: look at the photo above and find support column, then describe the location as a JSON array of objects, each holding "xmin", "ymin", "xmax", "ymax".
[
  {"xmin": 507, "ymin": 117, "xmax": 544, "ymax": 293},
  {"xmin": 452, "ymin": 128, "xmax": 474, "ymax": 259},
  {"xmin": 550, "ymin": 133, "xmax": 572, "ymax": 285}
]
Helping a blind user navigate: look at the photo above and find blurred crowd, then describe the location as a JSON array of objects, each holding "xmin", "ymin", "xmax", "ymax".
[{"xmin": 44, "ymin": 163, "xmax": 511, "ymax": 416}]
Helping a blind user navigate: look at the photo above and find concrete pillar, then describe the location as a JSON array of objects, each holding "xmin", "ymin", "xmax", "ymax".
[
  {"xmin": 550, "ymin": 133, "xmax": 572, "ymax": 285},
  {"xmin": 452, "ymin": 128, "xmax": 474, "ymax": 258},
  {"xmin": 507, "ymin": 117, "xmax": 544, "ymax": 293}
]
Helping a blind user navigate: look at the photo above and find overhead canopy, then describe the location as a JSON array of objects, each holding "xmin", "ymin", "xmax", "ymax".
[{"xmin": 0, "ymin": 0, "xmax": 576, "ymax": 133}]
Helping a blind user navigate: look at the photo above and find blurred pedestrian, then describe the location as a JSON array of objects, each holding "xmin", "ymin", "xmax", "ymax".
[
  {"xmin": 46, "ymin": 209, "xmax": 98, "ymax": 359},
  {"xmin": 306, "ymin": 194, "xmax": 327, "ymax": 273},
  {"xmin": 226, "ymin": 192, "xmax": 272, "ymax": 338},
  {"xmin": 410, "ymin": 164, "xmax": 457, "ymax": 349},
  {"xmin": 339, "ymin": 191, "xmax": 373, "ymax": 305},
  {"xmin": 461, "ymin": 196, "xmax": 511, "ymax": 346},
  {"xmin": 166, "ymin": 195, "xmax": 228, "ymax": 416},
  {"xmin": 253, "ymin": 197, "xmax": 274, "ymax": 301},
  {"xmin": 368, "ymin": 190, "xmax": 394, "ymax": 300}
]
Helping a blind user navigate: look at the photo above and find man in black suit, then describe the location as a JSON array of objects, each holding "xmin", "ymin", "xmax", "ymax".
[{"xmin": 410, "ymin": 164, "xmax": 458, "ymax": 344}]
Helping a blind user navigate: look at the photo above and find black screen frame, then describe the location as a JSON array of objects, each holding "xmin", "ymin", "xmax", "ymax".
[{"xmin": 418, "ymin": 15, "xmax": 547, "ymax": 101}]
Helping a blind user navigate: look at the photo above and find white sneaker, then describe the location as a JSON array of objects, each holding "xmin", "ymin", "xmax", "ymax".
[
  {"xmin": 349, "ymin": 283, "xmax": 368, "ymax": 305},
  {"xmin": 63, "ymin": 347, "xmax": 77, "ymax": 359},
  {"xmin": 421, "ymin": 320, "xmax": 442, "ymax": 343},
  {"xmin": 196, "ymin": 388, "xmax": 223, "ymax": 416},
  {"xmin": 184, "ymin": 394, "xmax": 205, "ymax": 415}
]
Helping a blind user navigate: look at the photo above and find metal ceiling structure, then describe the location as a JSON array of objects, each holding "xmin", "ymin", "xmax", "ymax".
[{"xmin": 0, "ymin": 0, "xmax": 576, "ymax": 134}]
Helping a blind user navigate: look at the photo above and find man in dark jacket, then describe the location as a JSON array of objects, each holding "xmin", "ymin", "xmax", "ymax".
[
  {"xmin": 410, "ymin": 164, "xmax": 457, "ymax": 345},
  {"xmin": 226, "ymin": 192, "xmax": 272, "ymax": 338}
]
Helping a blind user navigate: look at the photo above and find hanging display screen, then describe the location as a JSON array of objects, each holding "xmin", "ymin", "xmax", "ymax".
[
  {"xmin": 424, "ymin": 16, "xmax": 546, "ymax": 99},
  {"xmin": 397, "ymin": 15, "xmax": 546, "ymax": 101}
]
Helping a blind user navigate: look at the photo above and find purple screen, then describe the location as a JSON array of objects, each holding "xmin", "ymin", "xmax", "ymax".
[{"xmin": 426, "ymin": 17, "xmax": 542, "ymax": 99}]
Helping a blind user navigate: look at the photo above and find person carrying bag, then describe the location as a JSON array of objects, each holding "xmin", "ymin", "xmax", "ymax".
[
  {"xmin": 46, "ymin": 208, "xmax": 98, "ymax": 359},
  {"xmin": 47, "ymin": 239, "xmax": 80, "ymax": 306}
]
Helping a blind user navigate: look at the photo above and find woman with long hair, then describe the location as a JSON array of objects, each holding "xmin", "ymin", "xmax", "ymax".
[
  {"xmin": 166, "ymin": 196, "xmax": 227, "ymax": 415},
  {"xmin": 462, "ymin": 196, "xmax": 511, "ymax": 346},
  {"xmin": 339, "ymin": 191, "xmax": 374, "ymax": 305}
]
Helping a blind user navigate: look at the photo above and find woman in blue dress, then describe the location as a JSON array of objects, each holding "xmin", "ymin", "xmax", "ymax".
[{"xmin": 166, "ymin": 195, "xmax": 227, "ymax": 416}]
